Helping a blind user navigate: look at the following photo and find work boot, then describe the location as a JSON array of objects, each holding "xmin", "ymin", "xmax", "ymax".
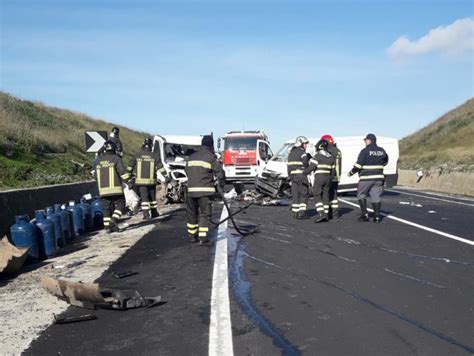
[
  {"xmin": 199, "ymin": 238, "xmax": 211, "ymax": 246},
  {"xmin": 188, "ymin": 235, "xmax": 198, "ymax": 243},
  {"xmin": 372, "ymin": 202, "xmax": 381, "ymax": 223},
  {"xmin": 332, "ymin": 209, "xmax": 340, "ymax": 220},
  {"xmin": 314, "ymin": 213, "xmax": 328, "ymax": 223},
  {"xmin": 293, "ymin": 212, "xmax": 299, "ymax": 219},
  {"xmin": 357, "ymin": 199, "xmax": 369, "ymax": 222},
  {"xmin": 298, "ymin": 211, "xmax": 310, "ymax": 220},
  {"xmin": 142, "ymin": 210, "xmax": 151, "ymax": 220},
  {"xmin": 108, "ymin": 221, "xmax": 120, "ymax": 233},
  {"xmin": 150, "ymin": 209, "xmax": 159, "ymax": 218}
]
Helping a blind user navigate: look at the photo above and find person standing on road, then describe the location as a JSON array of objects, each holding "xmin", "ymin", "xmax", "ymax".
[
  {"xmin": 93, "ymin": 141, "xmax": 130, "ymax": 233},
  {"xmin": 304, "ymin": 139, "xmax": 335, "ymax": 223},
  {"xmin": 109, "ymin": 127, "xmax": 123, "ymax": 157},
  {"xmin": 321, "ymin": 134, "xmax": 342, "ymax": 220},
  {"xmin": 287, "ymin": 136, "xmax": 310, "ymax": 219},
  {"xmin": 348, "ymin": 133, "xmax": 388, "ymax": 223},
  {"xmin": 127, "ymin": 138, "xmax": 167, "ymax": 220},
  {"xmin": 185, "ymin": 135, "xmax": 226, "ymax": 245}
]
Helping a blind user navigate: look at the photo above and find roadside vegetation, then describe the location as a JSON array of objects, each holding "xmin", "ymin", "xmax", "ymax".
[
  {"xmin": 0, "ymin": 92, "xmax": 151, "ymax": 190},
  {"xmin": 399, "ymin": 98, "xmax": 474, "ymax": 173}
]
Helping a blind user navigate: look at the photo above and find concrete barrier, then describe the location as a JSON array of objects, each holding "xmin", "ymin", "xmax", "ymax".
[
  {"xmin": 0, "ymin": 181, "xmax": 98, "ymax": 240},
  {"xmin": 398, "ymin": 169, "xmax": 474, "ymax": 197}
]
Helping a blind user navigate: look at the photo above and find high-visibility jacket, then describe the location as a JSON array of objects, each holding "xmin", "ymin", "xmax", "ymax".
[
  {"xmin": 327, "ymin": 144, "xmax": 342, "ymax": 182},
  {"xmin": 93, "ymin": 153, "xmax": 130, "ymax": 197},
  {"xmin": 185, "ymin": 147, "xmax": 225, "ymax": 197},
  {"xmin": 287, "ymin": 146, "xmax": 309, "ymax": 176},
  {"xmin": 127, "ymin": 148, "xmax": 165, "ymax": 186},
  {"xmin": 303, "ymin": 150, "xmax": 336, "ymax": 177},
  {"xmin": 350, "ymin": 143, "xmax": 388, "ymax": 181}
]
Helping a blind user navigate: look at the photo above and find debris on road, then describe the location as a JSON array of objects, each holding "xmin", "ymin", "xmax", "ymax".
[
  {"xmin": 399, "ymin": 201, "xmax": 423, "ymax": 207},
  {"xmin": 41, "ymin": 276, "xmax": 164, "ymax": 310},
  {"xmin": 0, "ymin": 236, "xmax": 29, "ymax": 275},
  {"xmin": 112, "ymin": 270, "xmax": 139, "ymax": 279},
  {"xmin": 428, "ymin": 210, "xmax": 437, "ymax": 214},
  {"xmin": 54, "ymin": 313, "xmax": 98, "ymax": 324}
]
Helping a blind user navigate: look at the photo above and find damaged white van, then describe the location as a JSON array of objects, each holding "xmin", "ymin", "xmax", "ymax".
[{"xmin": 255, "ymin": 136, "xmax": 399, "ymax": 197}]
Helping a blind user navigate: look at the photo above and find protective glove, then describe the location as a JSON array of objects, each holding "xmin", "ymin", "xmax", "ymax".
[{"xmin": 347, "ymin": 171, "xmax": 353, "ymax": 177}]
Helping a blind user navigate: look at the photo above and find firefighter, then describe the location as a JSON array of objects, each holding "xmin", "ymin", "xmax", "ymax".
[
  {"xmin": 304, "ymin": 139, "xmax": 335, "ymax": 223},
  {"xmin": 185, "ymin": 135, "xmax": 225, "ymax": 245},
  {"xmin": 348, "ymin": 133, "xmax": 388, "ymax": 223},
  {"xmin": 321, "ymin": 134, "xmax": 342, "ymax": 220},
  {"xmin": 287, "ymin": 136, "xmax": 310, "ymax": 219},
  {"xmin": 127, "ymin": 138, "xmax": 166, "ymax": 220},
  {"xmin": 109, "ymin": 127, "xmax": 123, "ymax": 157},
  {"xmin": 93, "ymin": 141, "xmax": 130, "ymax": 233}
]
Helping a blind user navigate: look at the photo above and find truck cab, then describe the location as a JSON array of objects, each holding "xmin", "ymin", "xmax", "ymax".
[{"xmin": 218, "ymin": 130, "xmax": 273, "ymax": 182}]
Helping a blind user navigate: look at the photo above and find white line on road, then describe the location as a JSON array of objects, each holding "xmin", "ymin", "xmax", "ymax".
[
  {"xmin": 388, "ymin": 189, "xmax": 474, "ymax": 207},
  {"xmin": 339, "ymin": 198, "xmax": 474, "ymax": 246},
  {"xmin": 209, "ymin": 205, "xmax": 234, "ymax": 356}
]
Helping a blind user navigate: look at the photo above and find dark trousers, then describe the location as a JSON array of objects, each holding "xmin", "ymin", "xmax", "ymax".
[
  {"xmin": 101, "ymin": 195, "xmax": 125, "ymax": 228},
  {"xmin": 329, "ymin": 181, "xmax": 339, "ymax": 211},
  {"xmin": 186, "ymin": 196, "xmax": 212, "ymax": 240},
  {"xmin": 291, "ymin": 175, "xmax": 309, "ymax": 213},
  {"xmin": 313, "ymin": 174, "xmax": 331, "ymax": 214},
  {"xmin": 138, "ymin": 185, "xmax": 158, "ymax": 212}
]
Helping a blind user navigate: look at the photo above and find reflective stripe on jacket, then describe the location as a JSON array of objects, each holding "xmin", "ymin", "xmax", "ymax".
[
  {"xmin": 287, "ymin": 146, "xmax": 309, "ymax": 176},
  {"xmin": 350, "ymin": 143, "xmax": 388, "ymax": 181},
  {"xmin": 303, "ymin": 151, "xmax": 336, "ymax": 177},
  {"xmin": 128, "ymin": 149, "xmax": 164, "ymax": 186},
  {"xmin": 185, "ymin": 147, "xmax": 225, "ymax": 197},
  {"xmin": 328, "ymin": 144, "xmax": 342, "ymax": 182},
  {"xmin": 94, "ymin": 153, "xmax": 128, "ymax": 197}
]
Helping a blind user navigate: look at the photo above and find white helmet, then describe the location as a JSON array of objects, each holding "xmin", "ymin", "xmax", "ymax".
[{"xmin": 295, "ymin": 136, "xmax": 309, "ymax": 147}]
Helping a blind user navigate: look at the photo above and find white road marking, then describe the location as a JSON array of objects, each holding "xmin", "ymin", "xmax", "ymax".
[
  {"xmin": 339, "ymin": 198, "xmax": 474, "ymax": 246},
  {"xmin": 388, "ymin": 189, "xmax": 474, "ymax": 207},
  {"xmin": 209, "ymin": 206, "xmax": 234, "ymax": 356}
]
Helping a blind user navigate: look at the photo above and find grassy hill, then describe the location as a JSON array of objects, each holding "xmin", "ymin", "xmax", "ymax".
[
  {"xmin": 399, "ymin": 98, "xmax": 474, "ymax": 172},
  {"xmin": 0, "ymin": 92, "xmax": 152, "ymax": 190}
]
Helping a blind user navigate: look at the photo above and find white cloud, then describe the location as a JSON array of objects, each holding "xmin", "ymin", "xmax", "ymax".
[{"xmin": 387, "ymin": 17, "xmax": 474, "ymax": 61}]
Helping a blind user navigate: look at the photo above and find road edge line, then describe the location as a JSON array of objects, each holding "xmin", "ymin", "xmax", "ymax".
[{"xmin": 388, "ymin": 189, "xmax": 474, "ymax": 207}]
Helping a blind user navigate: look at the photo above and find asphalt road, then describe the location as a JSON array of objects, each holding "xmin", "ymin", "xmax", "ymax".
[{"xmin": 26, "ymin": 187, "xmax": 474, "ymax": 355}]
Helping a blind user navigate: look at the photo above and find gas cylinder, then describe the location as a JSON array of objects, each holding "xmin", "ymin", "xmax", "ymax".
[
  {"xmin": 91, "ymin": 196, "xmax": 104, "ymax": 229},
  {"xmin": 54, "ymin": 204, "xmax": 71, "ymax": 242},
  {"xmin": 79, "ymin": 199, "xmax": 92, "ymax": 232},
  {"xmin": 35, "ymin": 210, "xmax": 58, "ymax": 259},
  {"xmin": 67, "ymin": 201, "xmax": 84, "ymax": 237},
  {"xmin": 10, "ymin": 215, "xmax": 39, "ymax": 261},
  {"xmin": 46, "ymin": 206, "xmax": 65, "ymax": 248}
]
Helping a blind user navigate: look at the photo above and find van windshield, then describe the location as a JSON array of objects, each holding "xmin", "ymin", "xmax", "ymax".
[
  {"xmin": 164, "ymin": 143, "xmax": 200, "ymax": 162},
  {"xmin": 224, "ymin": 137, "xmax": 257, "ymax": 151},
  {"xmin": 272, "ymin": 143, "xmax": 293, "ymax": 162}
]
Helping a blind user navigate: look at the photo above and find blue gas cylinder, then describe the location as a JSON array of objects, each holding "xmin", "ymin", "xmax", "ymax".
[
  {"xmin": 61, "ymin": 204, "xmax": 75, "ymax": 241},
  {"xmin": 35, "ymin": 210, "xmax": 58, "ymax": 259},
  {"xmin": 46, "ymin": 206, "xmax": 65, "ymax": 248},
  {"xmin": 67, "ymin": 201, "xmax": 85, "ymax": 237},
  {"xmin": 54, "ymin": 204, "xmax": 71, "ymax": 242},
  {"xmin": 79, "ymin": 199, "xmax": 93, "ymax": 232},
  {"xmin": 91, "ymin": 197, "xmax": 104, "ymax": 229},
  {"xmin": 10, "ymin": 215, "xmax": 40, "ymax": 261}
]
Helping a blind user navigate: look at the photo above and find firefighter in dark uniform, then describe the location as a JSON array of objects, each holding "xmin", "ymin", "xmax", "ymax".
[
  {"xmin": 304, "ymin": 139, "xmax": 336, "ymax": 223},
  {"xmin": 287, "ymin": 136, "xmax": 310, "ymax": 219},
  {"xmin": 348, "ymin": 133, "xmax": 388, "ymax": 223},
  {"xmin": 93, "ymin": 141, "xmax": 130, "ymax": 233},
  {"xmin": 109, "ymin": 127, "xmax": 123, "ymax": 157},
  {"xmin": 321, "ymin": 134, "xmax": 342, "ymax": 220},
  {"xmin": 185, "ymin": 135, "xmax": 225, "ymax": 245},
  {"xmin": 127, "ymin": 138, "xmax": 167, "ymax": 220}
]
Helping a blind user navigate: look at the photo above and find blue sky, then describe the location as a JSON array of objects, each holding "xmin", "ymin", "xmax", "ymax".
[{"xmin": 1, "ymin": 0, "xmax": 473, "ymax": 148}]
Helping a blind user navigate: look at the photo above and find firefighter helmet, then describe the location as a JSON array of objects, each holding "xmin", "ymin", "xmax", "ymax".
[
  {"xmin": 143, "ymin": 137, "xmax": 153, "ymax": 149},
  {"xmin": 295, "ymin": 136, "xmax": 309, "ymax": 147},
  {"xmin": 111, "ymin": 127, "xmax": 120, "ymax": 135},
  {"xmin": 320, "ymin": 134, "xmax": 334, "ymax": 145},
  {"xmin": 316, "ymin": 139, "xmax": 329, "ymax": 151},
  {"xmin": 103, "ymin": 140, "xmax": 116, "ymax": 153}
]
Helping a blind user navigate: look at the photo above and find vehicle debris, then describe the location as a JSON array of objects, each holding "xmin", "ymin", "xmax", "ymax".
[
  {"xmin": 40, "ymin": 276, "xmax": 163, "ymax": 310},
  {"xmin": 54, "ymin": 313, "xmax": 98, "ymax": 324},
  {"xmin": 0, "ymin": 237, "xmax": 29, "ymax": 275},
  {"xmin": 112, "ymin": 270, "xmax": 139, "ymax": 279}
]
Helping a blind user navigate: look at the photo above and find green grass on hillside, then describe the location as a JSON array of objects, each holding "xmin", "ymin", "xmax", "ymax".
[
  {"xmin": 0, "ymin": 92, "xmax": 152, "ymax": 190},
  {"xmin": 399, "ymin": 98, "xmax": 474, "ymax": 172}
]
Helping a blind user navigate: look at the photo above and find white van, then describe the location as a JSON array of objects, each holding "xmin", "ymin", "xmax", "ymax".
[{"xmin": 256, "ymin": 136, "xmax": 399, "ymax": 195}]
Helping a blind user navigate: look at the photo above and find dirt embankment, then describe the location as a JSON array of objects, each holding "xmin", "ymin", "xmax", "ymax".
[{"xmin": 398, "ymin": 169, "xmax": 474, "ymax": 197}]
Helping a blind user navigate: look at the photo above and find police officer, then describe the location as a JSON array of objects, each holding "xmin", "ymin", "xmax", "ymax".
[
  {"xmin": 348, "ymin": 133, "xmax": 388, "ymax": 222},
  {"xmin": 127, "ymin": 138, "xmax": 167, "ymax": 220},
  {"xmin": 287, "ymin": 136, "xmax": 310, "ymax": 219},
  {"xmin": 93, "ymin": 141, "xmax": 130, "ymax": 233},
  {"xmin": 321, "ymin": 134, "xmax": 342, "ymax": 220},
  {"xmin": 185, "ymin": 135, "xmax": 225, "ymax": 245},
  {"xmin": 109, "ymin": 127, "xmax": 123, "ymax": 157},
  {"xmin": 304, "ymin": 139, "xmax": 335, "ymax": 223}
]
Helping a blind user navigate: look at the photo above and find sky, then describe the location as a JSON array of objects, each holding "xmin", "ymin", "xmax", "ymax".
[{"xmin": 1, "ymin": 0, "xmax": 473, "ymax": 148}]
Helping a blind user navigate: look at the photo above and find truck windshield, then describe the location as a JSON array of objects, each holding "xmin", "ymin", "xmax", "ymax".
[
  {"xmin": 224, "ymin": 137, "xmax": 257, "ymax": 151},
  {"xmin": 272, "ymin": 143, "xmax": 293, "ymax": 162}
]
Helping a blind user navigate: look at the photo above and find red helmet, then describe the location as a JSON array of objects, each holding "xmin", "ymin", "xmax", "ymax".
[{"xmin": 321, "ymin": 134, "xmax": 334, "ymax": 145}]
